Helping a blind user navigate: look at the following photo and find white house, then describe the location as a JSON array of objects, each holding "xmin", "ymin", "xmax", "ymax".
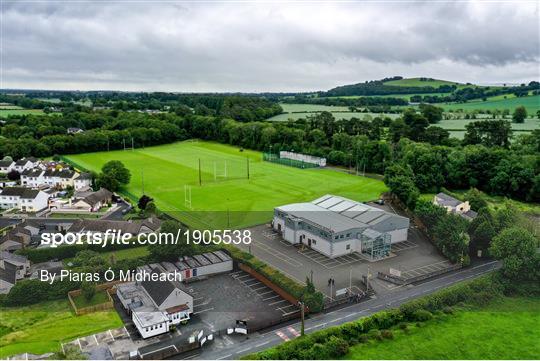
[
  {"xmin": 42, "ymin": 168, "xmax": 78, "ymax": 189},
  {"xmin": 433, "ymin": 193, "xmax": 478, "ymax": 221},
  {"xmin": 74, "ymin": 172, "xmax": 92, "ymax": 190},
  {"xmin": 12, "ymin": 157, "xmax": 39, "ymax": 172},
  {"xmin": 20, "ymin": 168, "xmax": 45, "ymax": 187},
  {"xmin": 273, "ymin": 195, "xmax": 410, "ymax": 260},
  {"xmin": 116, "ymin": 267, "xmax": 193, "ymax": 338},
  {"xmin": 0, "ymin": 160, "xmax": 14, "ymax": 174},
  {"xmin": 0, "ymin": 187, "xmax": 50, "ymax": 212}
]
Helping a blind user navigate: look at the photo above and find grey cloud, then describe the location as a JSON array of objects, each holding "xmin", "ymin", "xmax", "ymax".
[{"xmin": 2, "ymin": 1, "xmax": 539, "ymax": 91}]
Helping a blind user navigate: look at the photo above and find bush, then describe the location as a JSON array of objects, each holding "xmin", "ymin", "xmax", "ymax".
[
  {"xmin": 381, "ymin": 329, "xmax": 394, "ymax": 339},
  {"xmin": 413, "ymin": 309, "xmax": 433, "ymax": 322}
]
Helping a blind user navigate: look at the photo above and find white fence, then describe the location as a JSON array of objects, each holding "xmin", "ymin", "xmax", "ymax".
[{"xmin": 279, "ymin": 151, "xmax": 326, "ymax": 167}]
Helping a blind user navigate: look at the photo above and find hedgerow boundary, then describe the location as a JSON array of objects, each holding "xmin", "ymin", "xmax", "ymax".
[{"xmin": 243, "ymin": 274, "xmax": 539, "ymax": 360}]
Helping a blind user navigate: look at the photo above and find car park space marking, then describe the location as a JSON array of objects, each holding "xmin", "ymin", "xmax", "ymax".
[
  {"xmin": 259, "ymin": 289, "xmax": 274, "ymax": 295},
  {"xmin": 193, "ymin": 306, "xmax": 214, "ymax": 314},
  {"xmin": 252, "ymin": 240, "xmax": 303, "ymax": 267},
  {"xmin": 263, "ymin": 294, "xmax": 281, "ymax": 301},
  {"xmin": 391, "ymin": 240, "xmax": 418, "ymax": 252},
  {"xmin": 252, "ymin": 286, "xmax": 269, "ymax": 291}
]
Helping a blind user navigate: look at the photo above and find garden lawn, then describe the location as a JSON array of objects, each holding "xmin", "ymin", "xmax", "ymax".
[
  {"xmin": 343, "ymin": 296, "xmax": 540, "ymax": 360},
  {"xmin": 72, "ymin": 290, "xmax": 110, "ymax": 308},
  {"xmin": 65, "ymin": 141, "xmax": 388, "ymax": 228},
  {"xmin": 0, "ymin": 300, "xmax": 122, "ymax": 358}
]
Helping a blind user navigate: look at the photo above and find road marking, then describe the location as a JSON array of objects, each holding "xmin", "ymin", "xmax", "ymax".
[
  {"xmin": 236, "ymin": 347, "xmax": 253, "ymax": 353},
  {"xmin": 287, "ymin": 327, "xmax": 300, "ymax": 337},
  {"xmin": 259, "ymin": 290, "xmax": 274, "ymax": 295},
  {"xmin": 263, "ymin": 295, "xmax": 280, "ymax": 301},
  {"xmin": 217, "ymin": 354, "xmax": 232, "ymax": 359},
  {"xmin": 255, "ymin": 340, "xmax": 271, "ymax": 347},
  {"xmin": 275, "ymin": 330, "xmax": 290, "ymax": 341}
]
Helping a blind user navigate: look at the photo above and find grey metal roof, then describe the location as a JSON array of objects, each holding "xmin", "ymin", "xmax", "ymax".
[
  {"xmin": 277, "ymin": 194, "xmax": 409, "ymax": 234},
  {"xmin": 0, "ymin": 187, "xmax": 41, "ymax": 199},
  {"xmin": 435, "ymin": 193, "xmax": 461, "ymax": 207}
]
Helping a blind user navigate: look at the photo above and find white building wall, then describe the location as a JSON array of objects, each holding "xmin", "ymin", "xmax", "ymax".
[
  {"xmin": 133, "ymin": 315, "xmax": 169, "ymax": 339},
  {"xmin": 190, "ymin": 261, "xmax": 233, "ymax": 278},
  {"xmin": 388, "ymin": 228, "xmax": 408, "ymax": 244}
]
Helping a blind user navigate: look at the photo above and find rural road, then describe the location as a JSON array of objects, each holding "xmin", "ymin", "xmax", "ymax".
[{"xmin": 173, "ymin": 260, "xmax": 500, "ymax": 360}]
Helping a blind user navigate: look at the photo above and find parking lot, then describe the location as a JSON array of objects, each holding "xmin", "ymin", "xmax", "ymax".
[{"xmin": 240, "ymin": 201, "xmax": 449, "ymax": 298}]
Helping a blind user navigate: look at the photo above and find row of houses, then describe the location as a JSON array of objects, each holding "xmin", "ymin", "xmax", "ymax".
[{"xmin": 20, "ymin": 168, "xmax": 92, "ymax": 190}]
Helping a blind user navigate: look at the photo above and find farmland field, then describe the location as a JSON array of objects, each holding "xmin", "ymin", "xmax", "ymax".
[
  {"xmin": 439, "ymin": 117, "xmax": 539, "ymax": 131},
  {"xmin": 0, "ymin": 109, "xmax": 44, "ymax": 117},
  {"xmin": 0, "ymin": 300, "xmax": 122, "ymax": 358},
  {"xmin": 383, "ymin": 77, "xmax": 467, "ymax": 88},
  {"xmin": 442, "ymin": 94, "xmax": 540, "ymax": 113},
  {"xmin": 344, "ymin": 296, "xmax": 540, "ymax": 360},
  {"xmin": 65, "ymin": 141, "xmax": 388, "ymax": 228},
  {"xmin": 268, "ymin": 104, "xmax": 400, "ymax": 122}
]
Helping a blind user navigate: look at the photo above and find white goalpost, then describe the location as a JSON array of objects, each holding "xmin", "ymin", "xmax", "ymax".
[
  {"xmin": 213, "ymin": 160, "xmax": 228, "ymax": 181},
  {"xmin": 184, "ymin": 185, "xmax": 192, "ymax": 210}
]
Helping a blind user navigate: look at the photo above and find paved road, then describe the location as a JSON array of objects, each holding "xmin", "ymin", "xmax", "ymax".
[
  {"xmin": 174, "ymin": 260, "xmax": 500, "ymax": 360},
  {"xmin": 101, "ymin": 200, "xmax": 131, "ymax": 220}
]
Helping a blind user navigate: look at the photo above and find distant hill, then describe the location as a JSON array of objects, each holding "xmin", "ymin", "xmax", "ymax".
[
  {"xmin": 324, "ymin": 76, "xmax": 463, "ymax": 97},
  {"xmin": 382, "ymin": 77, "xmax": 467, "ymax": 88}
]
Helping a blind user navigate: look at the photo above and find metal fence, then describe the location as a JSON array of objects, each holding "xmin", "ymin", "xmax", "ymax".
[{"xmin": 263, "ymin": 152, "xmax": 321, "ymax": 169}]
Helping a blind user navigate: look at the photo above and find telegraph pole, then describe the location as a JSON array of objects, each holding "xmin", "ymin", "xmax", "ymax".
[{"xmin": 299, "ymin": 301, "xmax": 305, "ymax": 336}]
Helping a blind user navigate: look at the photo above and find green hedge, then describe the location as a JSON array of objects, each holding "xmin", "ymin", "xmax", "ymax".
[
  {"xmin": 223, "ymin": 245, "xmax": 324, "ymax": 312},
  {"xmin": 244, "ymin": 274, "xmax": 506, "ymax": 360},
  {"xmin": 16, "ymin": 239, "xmax": 144, "ymax": 263}
]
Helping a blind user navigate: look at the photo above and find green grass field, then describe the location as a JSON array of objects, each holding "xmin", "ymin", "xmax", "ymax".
[
  {"xmin": 0, "ymin": 109, "xmax": 44, "ymax": 117},
  {"xmin": 443, "ymin": 94, "xmax": 540, "ymax": 114},
  {"xmin": 268, "ymin": 104, "xmax": 400, "ymax": 122},
  {"xmin": 438, "ymin": 117, "xmax": 539, "ymax": 131},
  {"xmin": 344, "ymin": 296, "xmax": 540, "ymax": 360},
  {"xmin": 65, "ymin": 141, "xmax": 388, "ymax": 228},
  {"xmin": 0, "ymin": 300, "xmax": 122, "ymax": 358},
  {"xmin": 383, "ymin": 77, "xmax": 466, "ymax": 88},
  {"xmin": 72, "ymin": 290, "xmax": 110, "ymax": 309}
]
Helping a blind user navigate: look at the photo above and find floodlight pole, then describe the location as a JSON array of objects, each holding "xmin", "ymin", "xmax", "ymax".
[
  {"xmin": 349, "ymin": 266, "xmax": 352, "ymax": 290},
  {"xmin": 107, "ymin": 138, "xmax": 110, "ymax": 152},
  {"xmin": 123, "ymin": 139, "xmax": 126, "ymax": 151},
  {"xmin": 132, "ymin": 137, "xmax": 134, "ymax": 151},
  {"xmin": 247, "ymin": 157, "xmax": 250, "ymax": 179}
]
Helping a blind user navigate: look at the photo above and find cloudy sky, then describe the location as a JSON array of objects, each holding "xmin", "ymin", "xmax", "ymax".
[{"xmin": 2, "ymin": 1, "xmax": 539, "ymax": 92}]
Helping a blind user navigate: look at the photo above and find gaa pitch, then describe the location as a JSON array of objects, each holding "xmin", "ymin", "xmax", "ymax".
[{"xmin": 66, "ymin": 141, "xmax": 387, "ymax": 228}]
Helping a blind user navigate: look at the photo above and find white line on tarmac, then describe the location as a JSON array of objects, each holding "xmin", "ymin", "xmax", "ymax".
[
  {"xmin": 217, "ymin": 354, "xmax": 232, "ymax": 360},
  {"xmin": 255, "ymin": 340, "xmax": 271, "ymax": 347},
  {"xmin": 263, "ymin": 295, "xmax": 280, "ymax": 301}
]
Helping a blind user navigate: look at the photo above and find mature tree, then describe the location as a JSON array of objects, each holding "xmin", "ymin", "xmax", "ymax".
[
  {"xmin": 512, "ymin": 106, "xmax": 527, "ymax": 123},
  {"xmin": 422, "ymin": 126, "xmax": 450, "ymax": 145},
  {"xmin": 468, "ymin": 208, "xmax": 496, "ymax": 252},
  {"xmin": 464, "ymin": 188, "xmax": 488, "ymax": 211},
  {"xmin": 7, "ymin": 169, "xmax": 20, "ymax": 181},
  {"xmin": 386, "ymin": 174, "xmax": 420, "ymax": 210},
  {"xmin": 419, "ymin": 104, "xmax": 444, "ymax": 124},
  {"xmin": 148, "ymin": 220, "xmax": 197, "ymax": 261},
  {"xmin": 101, "ymin": 160, "xmax": 131, "ymax": 184},
  {"xmin": 490, "ymin": 227, "xmax": 538, "ymax": 280},
  {"xmin": 463, "ymin": 120, "xmax": 512, "ymax": 148},
  {"xmin": 138, "ymin": 194, "xmax": 153, "ymax": 211},
  {"xmin": 96, "ymin": 160, "xmax": 131, "ymax": 191},
  {"xmin": 81, "ymin": 281, "xmax": 96, "ymax": 301}
]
